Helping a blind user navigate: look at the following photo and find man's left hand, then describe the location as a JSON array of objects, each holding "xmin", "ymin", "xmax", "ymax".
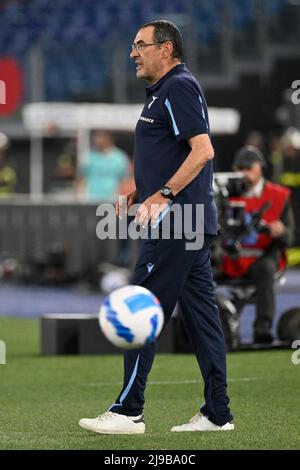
[
  {"xmin": 269, "ymin": 220, "xmax": 286, "ymax": 238},
  {"xmin": 134, "ymin": 191, "xmax": 170, "ymax": 228}
]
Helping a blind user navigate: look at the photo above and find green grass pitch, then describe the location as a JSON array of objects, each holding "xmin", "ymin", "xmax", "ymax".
[{"xmin": 0, "ymin": 316, "xmax": 299, "ymax": 450}]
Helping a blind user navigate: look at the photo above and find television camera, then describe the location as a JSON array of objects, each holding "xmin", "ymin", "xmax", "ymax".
[{"xmin": 214, "ymin": 172, "xmax": 271, "ymax": 252}]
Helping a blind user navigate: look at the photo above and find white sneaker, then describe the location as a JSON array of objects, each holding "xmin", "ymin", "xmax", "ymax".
[
  {"xmin": 79, "ymin": 411, "xmax": 145, "ymax": 435},
  {"xmin": 170, "ymin": 412, "xmax": 234, "ymax": 432}
]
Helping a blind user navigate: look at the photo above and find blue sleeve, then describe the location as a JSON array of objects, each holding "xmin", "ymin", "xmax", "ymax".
[{"xmin": 164, "ymin": 78, "xmax": 209, "ymax": 142}]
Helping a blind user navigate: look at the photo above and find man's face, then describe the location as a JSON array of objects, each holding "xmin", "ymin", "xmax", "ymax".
[
  {"xmin": 93, "ymin": 132, "xmax": 112, "ymax": 151},
  {"xmin": 130, "ymin": 26, "xmax": 165, "ymax": 83},
  {"xmin": 236, "ymin": 162, "xmax": 263, "ymax": 187}
]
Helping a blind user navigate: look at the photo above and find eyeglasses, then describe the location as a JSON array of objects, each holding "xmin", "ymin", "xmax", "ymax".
[{"xmin": 131, "ymin": 41, "xmax": 167, "ymax": 54}]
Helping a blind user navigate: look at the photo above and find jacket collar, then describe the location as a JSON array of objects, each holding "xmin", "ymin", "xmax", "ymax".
[{"xmin": 146, "ymin": 63, "xmax": 187, "ymax": 96}]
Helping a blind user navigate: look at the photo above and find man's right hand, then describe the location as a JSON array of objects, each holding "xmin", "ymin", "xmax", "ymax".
[{"xmin": 115, "ymin": 190, "xmax": 137, "ymax": 219}]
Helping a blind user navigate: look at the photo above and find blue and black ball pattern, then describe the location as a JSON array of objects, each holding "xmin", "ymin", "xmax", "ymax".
[{"xmin": 104, "ymin": 292, "xmax": 160, "ymax": 345}]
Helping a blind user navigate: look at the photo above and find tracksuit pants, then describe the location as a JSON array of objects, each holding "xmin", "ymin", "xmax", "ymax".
[{"xmin": 109, "ymin": 235, "xmax": 233, "ymax": 426}]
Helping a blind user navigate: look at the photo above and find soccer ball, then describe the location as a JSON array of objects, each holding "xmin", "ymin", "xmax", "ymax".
[{"xmin": 99, "ymin": 285, "xmax": 164, "ymax": 350}]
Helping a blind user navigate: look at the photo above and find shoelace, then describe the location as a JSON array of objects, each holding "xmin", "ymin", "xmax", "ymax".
[
  {"xmin": 95, "ymin": 411, "xmax": 142, "ymax": 422},
  {"xmin": 189, "ymin": 412, "xmax": 202, "ymax": 423},
  {"xmin": 96, "ymin": 411, "xmax": 116, "ymax": 421}
]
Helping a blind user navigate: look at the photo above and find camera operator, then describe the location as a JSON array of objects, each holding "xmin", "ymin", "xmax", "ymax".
[{"xmin": 222, "ymin": 146, "xmax": 295, "ymax": 343}]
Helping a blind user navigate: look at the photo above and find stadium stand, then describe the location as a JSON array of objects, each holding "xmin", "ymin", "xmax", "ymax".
[{"xmin": 0, "ymin": 0, "xmax": 292, "ymax": 101}]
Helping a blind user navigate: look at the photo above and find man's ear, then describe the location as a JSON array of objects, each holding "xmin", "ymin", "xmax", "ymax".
[{"xmin": 163, "ymin": 41, "xmax": 173, "ymax": 58}]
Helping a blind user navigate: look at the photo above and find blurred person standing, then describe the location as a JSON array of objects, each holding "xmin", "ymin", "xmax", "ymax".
[
  {"xmin": 245, "ymin": 130, "xmax": 265, "ymax": 154},
  {"xmin": 277, "ymin": 128, "xmax": 300, "ymax": 245},
  {"xmin": 52, "ymin": 138, "xmax": 77, "ymax": 195},
  {"xmin": 116, "ymin": 160, "xmax": 136, "ymax": 267},
  {"xmin": 46, "ymin": 137, "xmax": 77, "ymax": 196},
  {"xmin": 75, "ymin": 130, "xmax": 129, "ymax": 202},
  {"xmin": 0, "ymin": 133, "xmax": 17, "ymax": 196},
  {"xmin": 269, "ymin": 133, "xmax": 283, "ymax": 184}
]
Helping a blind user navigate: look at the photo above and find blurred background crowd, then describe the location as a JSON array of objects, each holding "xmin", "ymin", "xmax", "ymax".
[{"xmin": 0, "ymin": 0, "xmax": 300, "ymax": 290}]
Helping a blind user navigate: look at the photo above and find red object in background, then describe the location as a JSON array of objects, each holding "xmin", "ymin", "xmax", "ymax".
[{"xmin": 0, "ymin": 57, "xmax": 23, "ymax": 116}]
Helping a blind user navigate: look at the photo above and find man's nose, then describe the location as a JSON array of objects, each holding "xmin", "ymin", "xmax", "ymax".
[{"xmin": 130, "ymin": 48, "xmax": 139, "ymax": 59}]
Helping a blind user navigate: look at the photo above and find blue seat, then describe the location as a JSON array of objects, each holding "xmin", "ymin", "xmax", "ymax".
[{"xmin": 0, "ymin": 0, "xmax": 290, "ymax": 100}]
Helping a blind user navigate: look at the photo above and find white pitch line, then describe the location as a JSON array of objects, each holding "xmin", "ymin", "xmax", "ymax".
[
  {"xmin": 148, "ymin": 378, "xmax": 257, "ymax": 385},
  {"xmin": 82, "ymin": 377, "xmax": 257, "ymax": 387}
]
